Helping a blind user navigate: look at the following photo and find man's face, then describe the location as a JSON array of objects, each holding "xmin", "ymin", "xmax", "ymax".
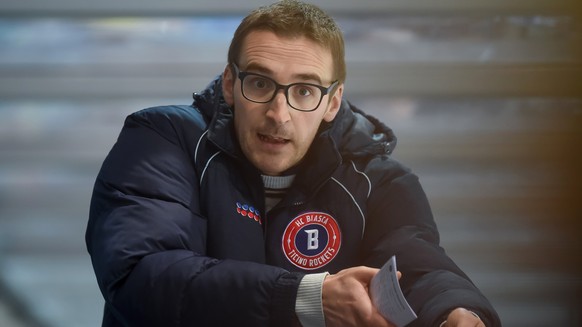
[{"xmin": 222, "ymin": 30, "xmax": 343, "ymax": 176}]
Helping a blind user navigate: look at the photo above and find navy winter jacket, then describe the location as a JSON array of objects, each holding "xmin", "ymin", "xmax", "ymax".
[{"xmin": 86, "ymin": 77, "xmax": 500, "ymax": 326}]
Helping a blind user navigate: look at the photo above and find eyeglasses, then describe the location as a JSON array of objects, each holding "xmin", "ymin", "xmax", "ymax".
[{"xmin": 231, "ymin": 63, "xmax": 339, "ymax": 112}]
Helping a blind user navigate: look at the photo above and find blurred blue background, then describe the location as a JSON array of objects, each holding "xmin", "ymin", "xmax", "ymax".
[{"xmin": 0, "ymin": 1, "xmax": 580, "ymax": 326}]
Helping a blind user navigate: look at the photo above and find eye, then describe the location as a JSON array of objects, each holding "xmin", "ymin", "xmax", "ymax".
[
  {"xmin": 250, "ymin": 76, "xmax": 270, "ymax": 89},
  {"xmin": 297, "ymin": 87, "xmax": 312, "ymax": 97},
  {"xmin": 295, "ymin": 85, "xmax": 316, "ymax": 97}
]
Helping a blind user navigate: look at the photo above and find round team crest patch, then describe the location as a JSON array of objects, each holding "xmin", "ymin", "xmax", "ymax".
[{"xmin": 282, "ymin": 212, "xmax": 341, "ymax": 270}]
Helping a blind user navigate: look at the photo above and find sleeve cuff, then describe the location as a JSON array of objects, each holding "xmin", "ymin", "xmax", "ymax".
[{"xmin": 295, "ymin": 272, "xmax": 329, "ymax": 327}]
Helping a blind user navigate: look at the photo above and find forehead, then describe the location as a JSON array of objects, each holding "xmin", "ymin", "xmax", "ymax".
[{"xmin": 238, "ymin": 30, "xmax": 334, "ymax": 83}]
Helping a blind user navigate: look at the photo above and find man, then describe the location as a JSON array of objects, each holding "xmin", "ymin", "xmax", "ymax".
[{"xmin": 86, "ymin": 1, "xmax": 501, "ymax": 326}]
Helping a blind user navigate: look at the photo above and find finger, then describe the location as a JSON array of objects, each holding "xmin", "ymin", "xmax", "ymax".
[{"xmin": 343, "ymin": 266, "xmax": 380, "ymax": 281}]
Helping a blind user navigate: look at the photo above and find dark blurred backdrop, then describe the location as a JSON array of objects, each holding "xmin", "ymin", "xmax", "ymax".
[{"xmin": 0, "ymin": 1, "xmax": 580, "ymax": 326}]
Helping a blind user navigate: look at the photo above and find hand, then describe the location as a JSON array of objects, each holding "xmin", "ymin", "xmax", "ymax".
[
  {"xmin": 441, "ymin": 308, "xmax": 485, "ymax": 327},
  {"xmin": 322, "ymin": 266, "xmax": 399, "ymax": 327}
]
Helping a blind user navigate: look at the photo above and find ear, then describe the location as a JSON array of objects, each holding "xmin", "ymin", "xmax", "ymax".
[
  {"xmin": 323, "ymin": 83, "xmax": 344, "ymax": 122},
  {"xmin": 222, "ymin": 64, "xmax": 235, "ymax": 106}
]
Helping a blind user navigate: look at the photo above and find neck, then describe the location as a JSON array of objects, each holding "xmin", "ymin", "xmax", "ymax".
[{"xmin": 262, "ymin": 174, "xmax": 295, "ymax": 212}]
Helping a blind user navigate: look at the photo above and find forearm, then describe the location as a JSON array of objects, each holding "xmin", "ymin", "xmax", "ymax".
[
  {"xmin": 104, "ymin": 252, "xmax": 303, "ymax": 327},
  {"xmin": 405, "ymin": 270, "xmax": 500, "ymax": 327}
]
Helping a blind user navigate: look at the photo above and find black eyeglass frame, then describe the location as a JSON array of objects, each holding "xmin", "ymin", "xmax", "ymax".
[{"xmin": 231, "ymin": 63, "xmax": 339, "ymax": 112}]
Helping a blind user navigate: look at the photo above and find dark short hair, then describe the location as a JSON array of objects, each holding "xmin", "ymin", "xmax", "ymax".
[{"xmin": 227, "ymin": 0, "xmax": 346, "ymax": 84}]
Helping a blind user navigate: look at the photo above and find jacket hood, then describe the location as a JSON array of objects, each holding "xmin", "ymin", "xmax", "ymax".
[
  {"xmin": 193, "ymin": 76, "xmax": 226, "ymax": 121},
  {"xmin": 326, "ymin": 99, "xmax": 397, "ymax": 158},
  {"xmin": 192, "ymin": 76, "xmax": 397, "ymax": 160},
  {"xmin": 193, "ymin": 76, "xmax": 243, "ymax": 158}
]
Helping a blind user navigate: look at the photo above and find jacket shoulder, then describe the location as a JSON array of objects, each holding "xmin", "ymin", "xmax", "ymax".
[
  {"xmin": 349, "ymin": 154, "xmax": 411, "ymax": 185},
  {"xmin": 125, "ymin": 105, "xmax": 208, "ymax": 148},
  {"xmin": 130, "ymin": 104, "xmax": 207, "ymax": 133}
]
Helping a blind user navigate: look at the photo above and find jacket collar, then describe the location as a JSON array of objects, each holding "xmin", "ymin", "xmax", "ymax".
[{"xmin": 192, "ymin": 76, "xmax": 397, "ymax": 196}]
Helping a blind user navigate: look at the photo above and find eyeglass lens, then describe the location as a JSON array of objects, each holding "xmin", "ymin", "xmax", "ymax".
[{"xmin": 242, "ymin": 74, "xmax": 324, "ymax": 111}]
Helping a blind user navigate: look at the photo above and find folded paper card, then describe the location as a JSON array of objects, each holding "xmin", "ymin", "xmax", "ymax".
[{"xmin": 370, "ymin": 256, "xmax": 418, "ymax": 327}]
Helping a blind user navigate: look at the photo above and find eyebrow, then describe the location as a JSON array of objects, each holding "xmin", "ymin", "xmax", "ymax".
[{"xmin": 244, "ymin": 62, "xmax": 324, "ymax": 85}]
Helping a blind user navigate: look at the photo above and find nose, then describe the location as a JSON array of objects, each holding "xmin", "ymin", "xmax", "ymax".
[{"xmin": 265, "ymin": 89, "xmax": 291, "ymax": 124}]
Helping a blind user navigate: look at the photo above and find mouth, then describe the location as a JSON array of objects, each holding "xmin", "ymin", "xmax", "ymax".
[{"xmin": 258, "ymin": 133, "xmax": 290, "ymax": 145}]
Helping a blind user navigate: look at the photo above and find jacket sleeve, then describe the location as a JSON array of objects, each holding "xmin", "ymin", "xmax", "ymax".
[
  {"xmin": 86, "ymin": 107, "xmax": 302, "ymax": 327},
  {"xmin": 360, "ymin": 158, "xmax": 501, "ymax": 327}
]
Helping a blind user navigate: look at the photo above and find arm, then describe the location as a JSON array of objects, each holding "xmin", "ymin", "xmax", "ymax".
[
  {"xmin": 359, "ymin": 162, "xmax": 501, "ymax": 327},
  {"xmin": 86, "ymin": 107, "xmax": 302, "ymax": 326}
]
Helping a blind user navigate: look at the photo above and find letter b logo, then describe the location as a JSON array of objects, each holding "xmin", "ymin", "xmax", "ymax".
[{"xmin": 305, "ymin": 229, "xmax": 319, "ymax": 250}]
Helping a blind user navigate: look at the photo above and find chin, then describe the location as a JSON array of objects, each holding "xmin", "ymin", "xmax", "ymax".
[{"xmin": 256, "ymin": 162, "xmax": 289, "ymax": 176}]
